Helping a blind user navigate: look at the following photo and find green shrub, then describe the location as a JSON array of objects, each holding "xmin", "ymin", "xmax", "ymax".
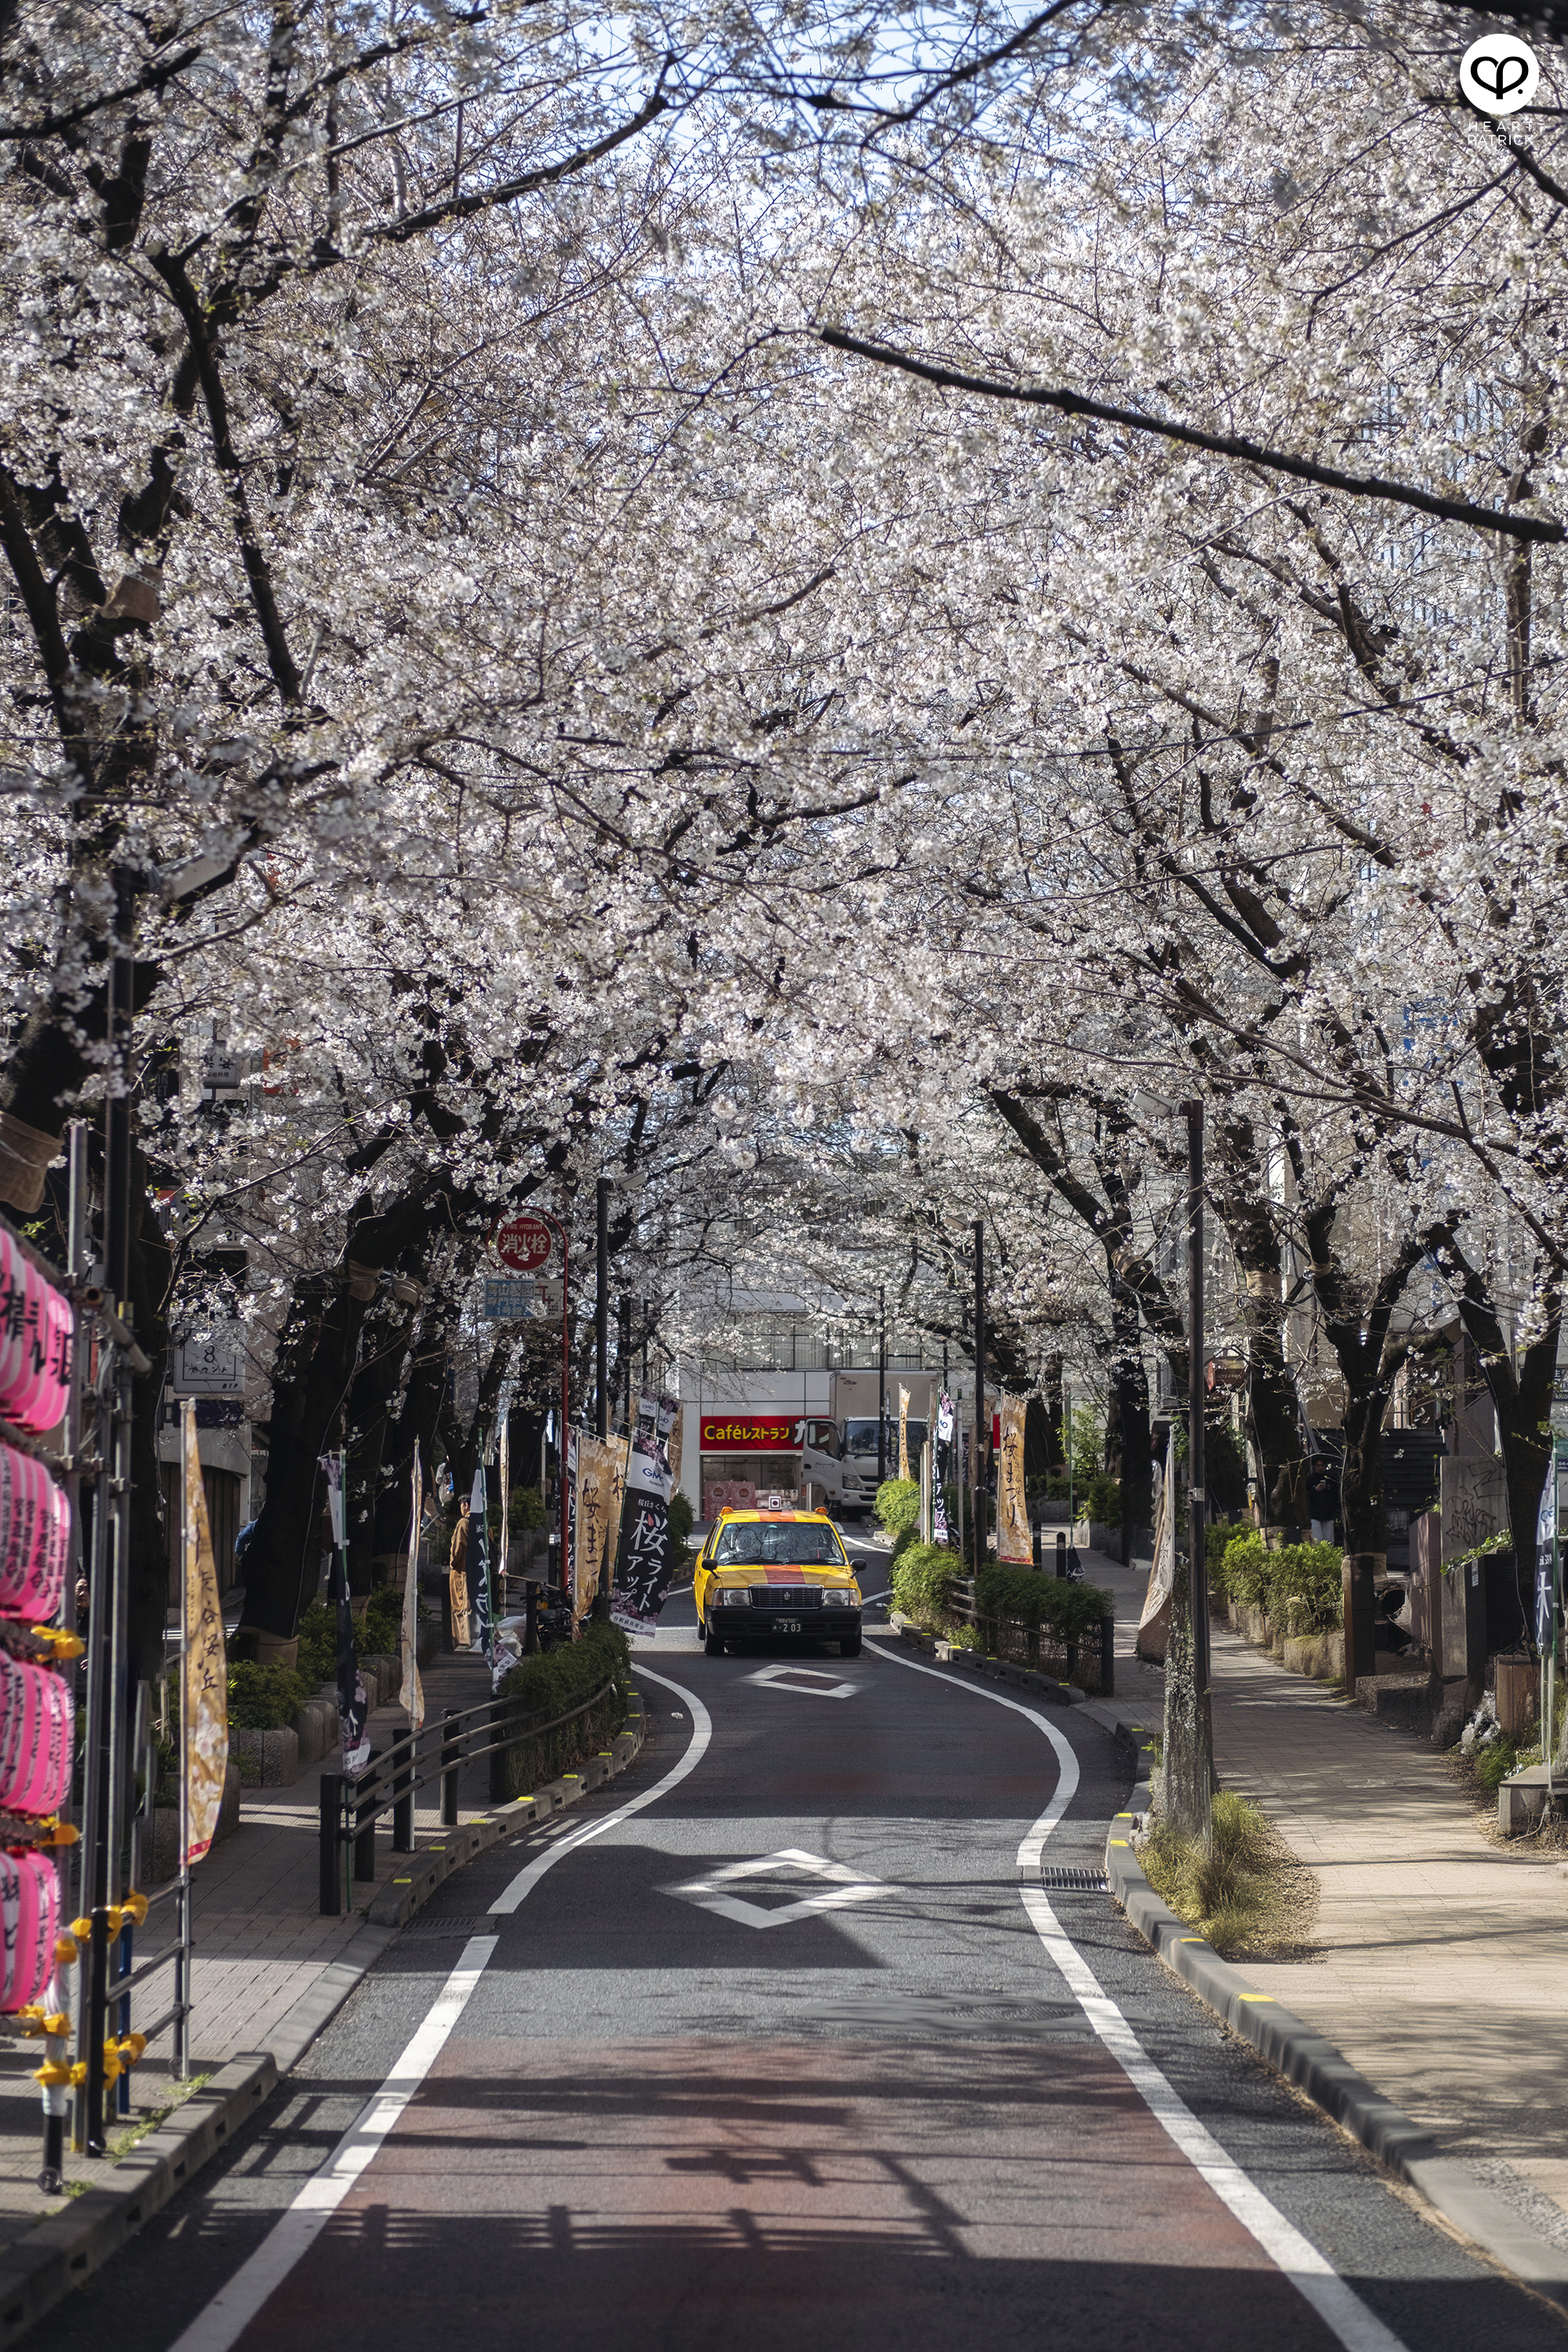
[
  {"xmin": 890, "ymin": 1521, "xmax": 920, "ymax": 1560},
  {"xmin": 891, "ymin": 1541, "xmax": 958, "ymax": 1628},
  {"xmin": 1218, "ymin": 1532, "xmax": 1342, "ymax": 1634},
  {"xmin": 668, "ymin": 1489, "xmax": 695, "ymax": 1566},
  {"xmin": 874, "ymin": 1478, "xmax": 921, "ymax": 1535},
  {"xmin": 494, "ymin": 1621, "xmax": 631, "ymax": 1801},
  {"xmin": 974, "ymin": 1565, "xmax": 1112, "ymax": 1639},
  {"xmin": 1218, "ymin": 1530, "xmax": 1268, "ymax": 1604},
  {"xmin": 361, "ymin": 1584, "xmax": 405, "ymax": 1655},
  {"xmin": 1083, "ymin": 1471, "xmax": 1122, "ymax": 1525},
  {"xmin": 1476, "ymin": 1735, "xmax": 1520, "ymax": 1791},
  {"xmin": 226, "ymin": 1660, "xmax": 311, "ymax": 1730},
  {"xmin": 510, "ymin": 1485, "xmax": 547, "ymax": 1530},
  {"xmin": 295, "ymin": 1601, "xmax": 337, "ymax": 1686}
]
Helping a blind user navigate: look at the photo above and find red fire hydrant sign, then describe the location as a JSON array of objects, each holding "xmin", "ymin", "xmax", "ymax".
[{"xmin": 490, "ymin": 1213, "xmax": 553, "ymax": 1272}]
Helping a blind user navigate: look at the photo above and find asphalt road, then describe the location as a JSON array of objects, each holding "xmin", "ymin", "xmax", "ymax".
[{"xmin": 67, "ymin": 1543, "xmax": 1566, "ymax": 2352}]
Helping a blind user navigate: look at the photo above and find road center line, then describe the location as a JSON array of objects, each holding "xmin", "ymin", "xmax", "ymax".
[
  {"xmin": 488, "ymin": 1666, "xmax": 712, "ymax": 1914},
  {"xmin": 871, "ymin": 1640, "xmax": 1407, "ymax": 2352},
  {"xmin": 170, "ymin": 1671, "xmax": 711, "ymax": 2352}
]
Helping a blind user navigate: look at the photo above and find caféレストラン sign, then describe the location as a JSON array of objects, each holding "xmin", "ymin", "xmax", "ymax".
[{"xmin": 699, "ymin": 1414, "xmax": 804, "ymax": 1452}]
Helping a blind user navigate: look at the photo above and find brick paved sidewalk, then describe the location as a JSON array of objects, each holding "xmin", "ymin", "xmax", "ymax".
[
  {"xmin": 0, "ymin": 1645, "xmax": 499, "ymax": 2223},
  {"xmin": 1091, "ymin": 1544, "xmax": 1568, "ymax": 2248}
]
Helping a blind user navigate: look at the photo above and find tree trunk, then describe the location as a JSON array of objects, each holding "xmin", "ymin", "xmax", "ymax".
[
  {"xmin": 1162, "ymin": 1510, "xmax": 1213, "ymax": 1844},
  {"xmin": 1109, "ymin": 1274, "xmax": 1151, "ymax": 1565},
  {"xmin": 344, "ymin": 1290, "xmax": 421, "ymax": 1592}
]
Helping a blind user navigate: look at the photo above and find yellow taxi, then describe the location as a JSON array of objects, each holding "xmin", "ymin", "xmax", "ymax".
[{"xmin": 694, "ymin": 1508, "xmax": 862, "ymax": 1658}]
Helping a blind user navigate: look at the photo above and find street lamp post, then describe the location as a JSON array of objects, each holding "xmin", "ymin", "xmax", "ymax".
[
  {"xmin": 973, "ymin": 1218, "xmax": 985, "ymax": 1583},
  {"xmin": 877, "ymin": 1285, "xmax": 887, "ymax": 1486},
  {"xmin": 596, "ymin": 1176, "xmax": 610, "ymax": 1442}
]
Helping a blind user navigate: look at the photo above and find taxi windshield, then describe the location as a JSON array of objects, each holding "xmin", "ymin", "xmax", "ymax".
[{"xmin": 713, "ymin": 1522, "xmax": 848, "ymax": 1568}]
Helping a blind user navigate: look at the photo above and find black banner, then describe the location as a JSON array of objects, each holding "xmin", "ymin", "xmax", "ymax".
[{"xmin": 612, "ymin": 1395, "xmax": 679, "ymax": 1635}]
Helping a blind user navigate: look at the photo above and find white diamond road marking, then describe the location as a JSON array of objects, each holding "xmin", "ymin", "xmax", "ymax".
[
  {"xmin": 745, "ymin": 1663, "xmax": 859, "ymax": 1699},
  {"xmin": 661, "ymin": 1846, "xmax": 887, "ymax": 1929}
]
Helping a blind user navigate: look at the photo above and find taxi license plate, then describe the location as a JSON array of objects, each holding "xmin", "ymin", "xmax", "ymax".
[{"xmin": 776, "ymin": 1618, "xmax": 801, "ymax": 1634}]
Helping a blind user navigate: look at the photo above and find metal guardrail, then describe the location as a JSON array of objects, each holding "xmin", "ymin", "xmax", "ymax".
[
  {"xmin": 946, "ymin": 1576, "xmax": 1116, "ymax": 1695},
  {"xmin": 317, "ymin": 1673, "xmax": 619, "ymax": 1914}
]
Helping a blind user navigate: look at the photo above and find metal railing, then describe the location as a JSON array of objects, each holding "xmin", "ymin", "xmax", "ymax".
[
  {"xmin": 317, "ymin": 1674, "xmax": 620, "ymax": 1914},
  {"xmin": 946, "ymin": 1576, "xmax": 1116, "ymax": 1696}
]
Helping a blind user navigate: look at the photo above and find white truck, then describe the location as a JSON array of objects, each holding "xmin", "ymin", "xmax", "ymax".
[{"xmin": 798, "ymin": 1371, "xmax": 936, "ymax": 1519}]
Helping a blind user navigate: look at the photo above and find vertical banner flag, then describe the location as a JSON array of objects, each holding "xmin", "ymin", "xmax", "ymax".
[
  {"xmin": 498, "ymin": 1404, "xmax": 512, "ymax": 1588},
  {"xmin": 321, "ymin": 1452, "xmax": 370, "ymax": 1777},
  {"xmin": 898, "ymin": 1385, "xmax": 911, "ymax": 1482},
  {"xmin": 181, "ymin": 1399, "xmax": 229, "ymax": 1866},
  {"xmin": 613, "ymin": 1395, "xmax": 679, "ymax": 1636},
  {"xmin": 1136, "ymin": 1428, "xmax": 1178, "ymax": 1664},
  {"xmin": 470, "ymin": 1457, "xmax": 494, "ymax": 1670},
  {"xmin": 564, "ymin": 1428, "xmax": 579, "ymax": 1602},
  {"xmin": 1537, "ymin": 1453, "xmax": 1558, "ymax": 1657},
  {"xmin": 399, "ymin": 1449, "xmax": 424, "ymax": 1731},
  {"xmin": 997, "ymin": 1393, "xmax": 1032, "ymax": 1563},
  {"xmin": 933, "ymin": 1390, "xmax": 954, "ymax": 1547},
  {"xmin": 573, "ymin": 1435, "xmax": 626, "ymax": 1619}
]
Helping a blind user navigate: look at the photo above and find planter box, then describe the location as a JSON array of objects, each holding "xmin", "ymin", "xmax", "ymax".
[
  {"xmin": 292, "ymin": 1696, "xmax": 338, "ymax": 1766},
  {"xmin": 1281, "ymin": 1628, "xmax": 1345, "ymax": 1683},
  {"xmin": 1495, "ymin": 1656, "xmax": 1538, "ymax": 1740},
  {"xmin": 145, "ymin": 1760, "xmax": 241, "ymax": 1882},
  {"xmin": 1355, "ymin": 1671, "xmax": 1436, "ymax": 1734},
  {"xmin": 233, "ymin": 1726, "xmax": 299, "ymax": 1788}
]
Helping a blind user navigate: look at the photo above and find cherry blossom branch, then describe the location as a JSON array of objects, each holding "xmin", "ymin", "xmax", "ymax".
[{"xmin": 819, "ymin": 327, "xmax": 1567, "ymax": 546}]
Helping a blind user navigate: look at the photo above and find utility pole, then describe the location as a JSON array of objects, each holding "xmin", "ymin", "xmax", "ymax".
[
  {"xmin": 877, "ymin": 1285, "xmax": 887, "ymax": 1485},
  {"xmin": 595, "ymin": 1177, "xmax": 610, "ymax": 1440},
  {"xmin": 1163, "ymin": 1102, "xmax": 1214, "ymax": 1845},
  {"xmin": 1188, "ymin": 1100, "xmax": 1211, "ymax": 1711},
  {"xmin": 593, "ymin": 1178, "xmax": 612, "ymax": 1617},
  {"xmin": 973, "ymin": 1218, "xmax": 985, "ymax": 1582}
]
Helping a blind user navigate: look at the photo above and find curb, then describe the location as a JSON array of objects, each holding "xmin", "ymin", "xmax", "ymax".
[
  {"xmin": 1102, "ymin": 1775, "xmax": 1568, "ymax": 2307},
  {"xmin": 0, "ymin": 1691, "xmax": 648, "ymax": 2344}
]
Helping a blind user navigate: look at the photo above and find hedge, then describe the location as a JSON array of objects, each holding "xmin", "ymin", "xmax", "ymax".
[
  {"xmin": 874, "ymin": 1478, "xmax": 921, "ymax": 1535},
  {"xmin": 225, "ymin": 1660, "xmax": 311, "ymax": 1729},
  {"xmin": 974, "ymin": 1565, "xmax": 1113, "ymax": 1640},
  {"xmin": 891, "ymin": 1541, "xmax": 959, "ymax": 1627},
  {"xmin": 492, "ymin": 1621, "xmax": 632, "ymax": 1802},
  {"xmin": 1216, "ymin": 1530, "xmax": 1342, "ymax": 1635}
]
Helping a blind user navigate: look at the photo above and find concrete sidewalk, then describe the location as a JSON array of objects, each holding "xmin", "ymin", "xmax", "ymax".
[
  {"xmin": 0, "ymin": 1644, "xmax": 499, "ymax": 2224},
  {"xmin": 1091, "ymin": 1544, "xmax": 1568, "ymax": 2253}
]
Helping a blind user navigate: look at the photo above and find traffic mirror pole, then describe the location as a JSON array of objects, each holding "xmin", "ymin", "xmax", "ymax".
[
  {"xmin": 973, "ymin": 1218, "xmax": 985, "ymax": 1584},
  {"xmin": 492, "ymin": 1204, "xmax": 572, "ymax": 1608}
]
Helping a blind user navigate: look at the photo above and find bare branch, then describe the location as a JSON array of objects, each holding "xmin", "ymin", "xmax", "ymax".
[{"xmin": 819, "ymin": 328, "xmax": 1566, "ymax": 546}]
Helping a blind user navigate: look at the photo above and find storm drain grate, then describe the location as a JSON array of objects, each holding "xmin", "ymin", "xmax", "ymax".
[
  {"xmin": 1040, "ymin": 1867, "xmax": 1109, "ymax": 1892},
  {"xmin": 403, "ymin": 1915, "xmax": 495, "ymax": 1936}
]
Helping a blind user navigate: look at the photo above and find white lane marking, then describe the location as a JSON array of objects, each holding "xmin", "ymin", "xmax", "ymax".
[
  {"xmin": 745, "ymin": 1663, "xmax": 858, "ymax": 1699},
  {"xmin": 872, "ymin": 1642, "xmax": 1407, "ymax": 2352},
  {"xmin": 852, "ymin": 1645, "xmax": 1078, "ymax": 1872},
  {"xmin": 167, "ymin": 1936, "xmax": 497, "ymax": 2352},
  {"xmin": 487, "ymin": 1666, "xmax": 712, "ymax": 1914},
  {"xmin": 662, "ymin": 1846, "xmax": 886, "ymax": 1929},
  {"xmin": 173, "ymin": 1677, "xmax": 711, "ymax": 2349}
]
